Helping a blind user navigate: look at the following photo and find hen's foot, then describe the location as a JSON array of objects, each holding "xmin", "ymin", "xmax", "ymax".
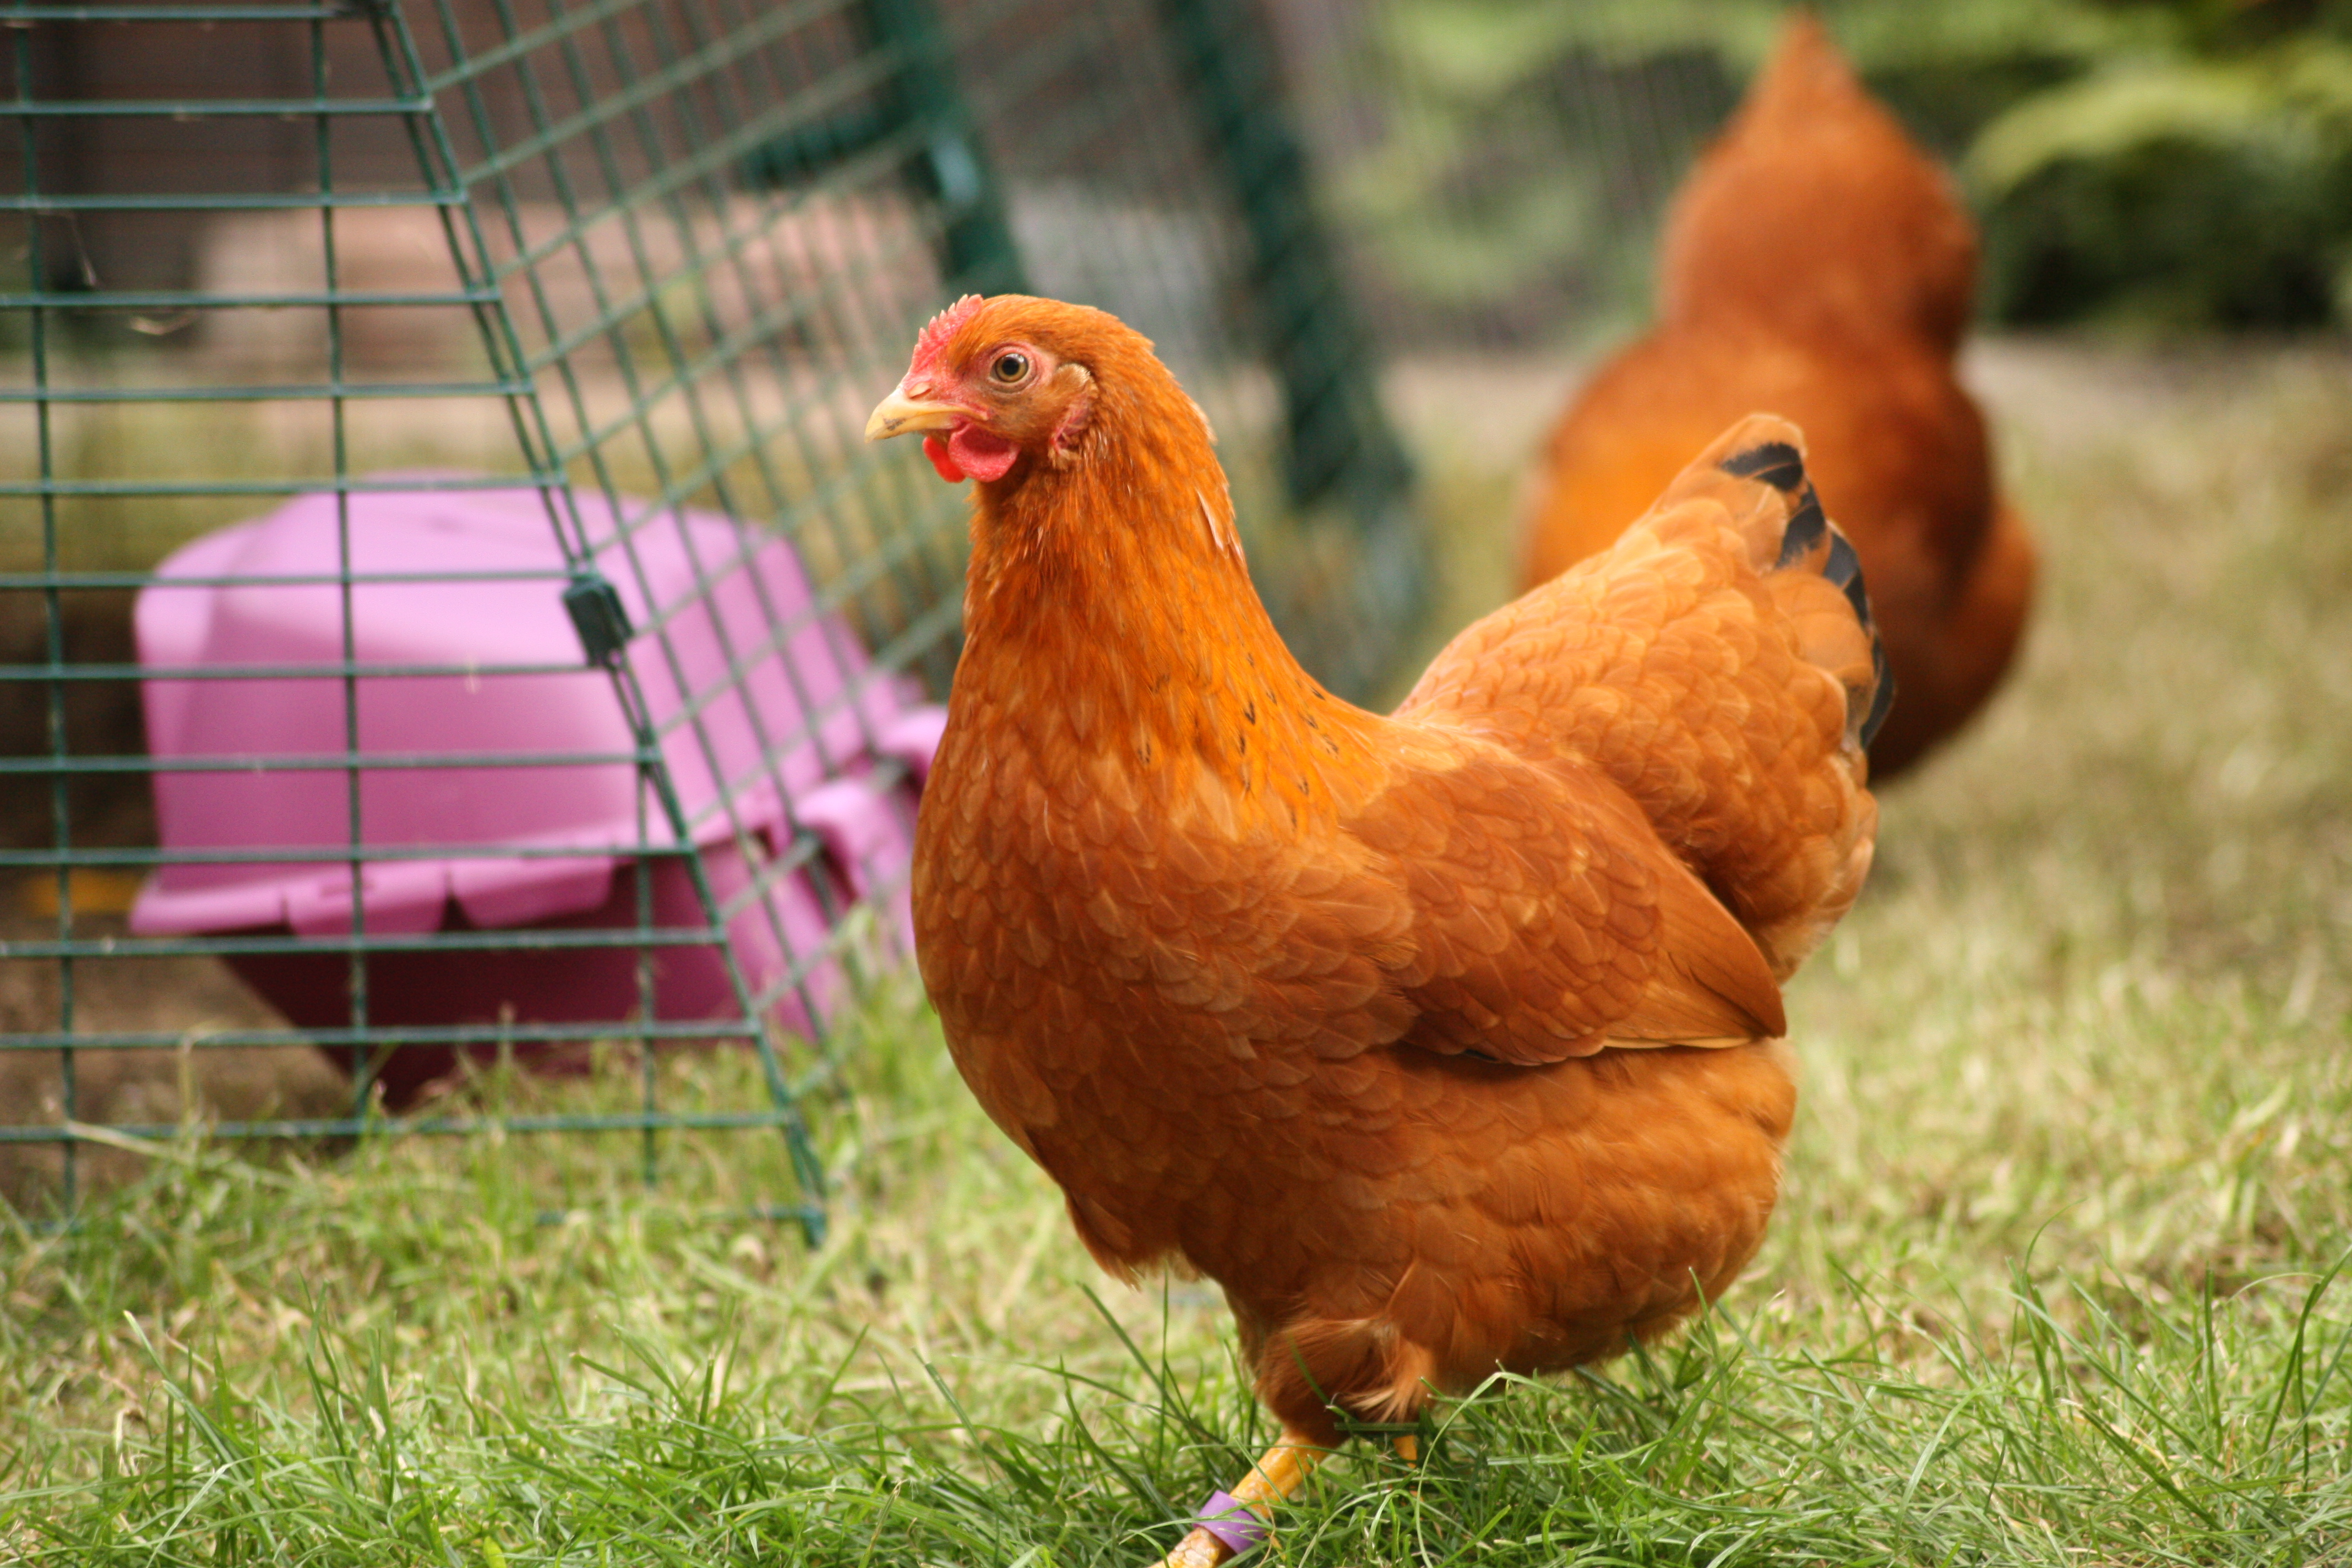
[{"xmin": 1153, "ymin": 1433, "xmax": 1320, "ymax": 1567}]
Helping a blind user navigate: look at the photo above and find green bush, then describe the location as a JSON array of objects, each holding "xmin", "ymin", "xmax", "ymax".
[{"xmin": 1968, "ymin": 29, "xmax": 2352, "ymax": 328}]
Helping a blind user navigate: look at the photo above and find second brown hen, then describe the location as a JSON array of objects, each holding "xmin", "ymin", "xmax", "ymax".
[
  {"xmin": 868, "ymin": 294, "xmax": 1883, "ymax": 1566},
  {"xmin": 1520, "ymin": 13, "xmax": 2035, "ymax": 777}
]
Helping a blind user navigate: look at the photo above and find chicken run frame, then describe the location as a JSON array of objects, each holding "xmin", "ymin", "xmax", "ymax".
[{"xmin": 0, "ymin": 0, "xmax": 1436, "ymax": 1232}]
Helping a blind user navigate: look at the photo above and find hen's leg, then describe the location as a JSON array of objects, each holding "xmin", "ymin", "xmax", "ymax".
[{"xmin": 1153, "ymin": 1431, "xmax": 1321, "ymax": 1567}]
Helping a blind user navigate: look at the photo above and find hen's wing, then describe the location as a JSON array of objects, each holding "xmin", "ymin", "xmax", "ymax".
[{"xmin": 1339, "ymin": 739, "xmax": 1787, "ymax": 1065}]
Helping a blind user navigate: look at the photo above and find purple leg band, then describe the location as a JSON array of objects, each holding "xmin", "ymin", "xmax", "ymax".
[{"xmin": 1194, "ymin": 1489, "xmax": 1267, "ymax": 1555}]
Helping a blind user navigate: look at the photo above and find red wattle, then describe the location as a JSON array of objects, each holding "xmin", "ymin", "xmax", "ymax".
[
  {"xmin": 923, "ymin": 434, "xmax": 966, "ymax": 483},
  {"xmin": 948, "ymin": 424, "xmax": 1020, "ymax": 483}
]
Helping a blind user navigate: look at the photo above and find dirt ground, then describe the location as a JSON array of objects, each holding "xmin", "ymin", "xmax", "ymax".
[{"xmin": 0, "ymin": 898, "xmax": 349, "ymax": 1212}]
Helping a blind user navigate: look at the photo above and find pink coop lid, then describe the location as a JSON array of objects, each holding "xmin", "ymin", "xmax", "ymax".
[{"xmin": 132, "ymin": 481, "xmax": 943, "ymax": 938}]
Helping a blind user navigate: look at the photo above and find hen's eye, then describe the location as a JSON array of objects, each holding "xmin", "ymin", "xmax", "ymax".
[{"xmin": 989, "ymin": 351, "xmax": 1031, "ymax": 385}]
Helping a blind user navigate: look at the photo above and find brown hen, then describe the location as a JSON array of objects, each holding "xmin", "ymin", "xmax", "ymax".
[
  {"xmin": 1520, "ymin": 12, "xmax": 2035, "ymax": 778},
  {"xmin": 867, "ymin": 293, "xmax": 1883, "ymax": 1566}
]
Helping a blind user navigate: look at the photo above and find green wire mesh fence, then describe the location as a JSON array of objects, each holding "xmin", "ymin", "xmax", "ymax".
[{"xmin": 0, "ymin": 0, "xmax": 1424, "ymax": 1231}]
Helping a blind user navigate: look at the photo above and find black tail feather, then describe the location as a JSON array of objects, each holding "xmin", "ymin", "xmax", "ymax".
[
  {"xmin": 1823, "ymin": 531, "xmax": 1871, "ymax": 627},
  {"xmin": 1774, "ymin": 483, "xmax": 1828, "ymax": 568},
  {"xmin": 1719, "ymin": 440, "xmax": 1805, "ymax": 492},
  {"xmin": 1719, "ymin": 439, "xmax": 1894, "ymax": 755},
  {"xmin": 1861, "ymin": 641, "xmax": 1895, "ymax": 750}
]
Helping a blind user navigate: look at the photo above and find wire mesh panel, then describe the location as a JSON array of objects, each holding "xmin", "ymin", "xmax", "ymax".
[{"xmin": 0, "ymin": 0, "xmax": 1423, "ymax": 1227}]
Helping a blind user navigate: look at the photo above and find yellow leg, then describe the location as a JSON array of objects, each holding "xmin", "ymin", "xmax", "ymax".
[
  {"xmin": 1152, "ymin": 1430, "xmax": 1321, "ymax": 1567},
  {"xmin": 1393, "ymin": 1431, "xmax": 1419, "ymax": 1466}
]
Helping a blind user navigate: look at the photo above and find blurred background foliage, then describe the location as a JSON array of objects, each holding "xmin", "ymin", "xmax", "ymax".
[{"xmin": 1333, "ymin": 0, "xmax": 2352, "ymax": 341}]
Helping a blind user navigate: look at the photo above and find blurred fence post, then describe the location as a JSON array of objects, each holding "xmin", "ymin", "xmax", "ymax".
[
  {"xmin": 742, "ymin": 0, "xmax": 1028, "ymax": 299},
  {"xmin": 1155, "ymin": 0, "xmax": 1427, "ymax": 696},
  {"xmin": 1155, "ymin": 0, "xmax": 1412, "ymax": 511}
]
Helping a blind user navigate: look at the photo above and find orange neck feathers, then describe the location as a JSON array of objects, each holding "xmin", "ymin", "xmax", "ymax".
[{"xmin": 952, "ymin": 326, "xmax": 1358, "ymax": 826}]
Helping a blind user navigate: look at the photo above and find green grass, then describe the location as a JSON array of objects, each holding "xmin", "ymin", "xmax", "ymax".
[{"xmin": 4, "ymin": 337, "xmax": 2352, "ymax": 1564}]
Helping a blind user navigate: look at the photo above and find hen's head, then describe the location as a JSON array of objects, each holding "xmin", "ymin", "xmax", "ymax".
[{"xmin": 865, "ymin": 295, "xmax": 1191, "ymax": 487}]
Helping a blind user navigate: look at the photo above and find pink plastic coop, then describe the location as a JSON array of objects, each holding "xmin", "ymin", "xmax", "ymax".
[{"xmin": 132, "ymin": 482, "xmax": 946, "ymax": 1107}]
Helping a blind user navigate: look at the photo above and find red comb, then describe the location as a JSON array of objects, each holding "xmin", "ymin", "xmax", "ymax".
[{"xmin": 910, "ymin": 294, "xmax": 986, "ymax": 377}]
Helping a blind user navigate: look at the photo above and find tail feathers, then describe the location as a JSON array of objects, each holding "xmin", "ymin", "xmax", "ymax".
[
  {"xmin": 1658, "ymin": 414, "xmax": 1893, "ymax": 754},
  {"xmin": 1820, "ymin": 529, "xmax": 1897, "ymax": 749},
  {"xmin": 1771, "ymin": 476, "xmax": 1894, "ymax": 753},
  {"xmin": 1398, "ymin": 412, "xmax": 1881, "ymax": 980}
]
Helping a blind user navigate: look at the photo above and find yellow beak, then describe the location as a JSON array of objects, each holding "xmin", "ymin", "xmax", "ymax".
[{"xmin": 864, "ymin": 385, "xmax": 967, "ymax": 443}]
